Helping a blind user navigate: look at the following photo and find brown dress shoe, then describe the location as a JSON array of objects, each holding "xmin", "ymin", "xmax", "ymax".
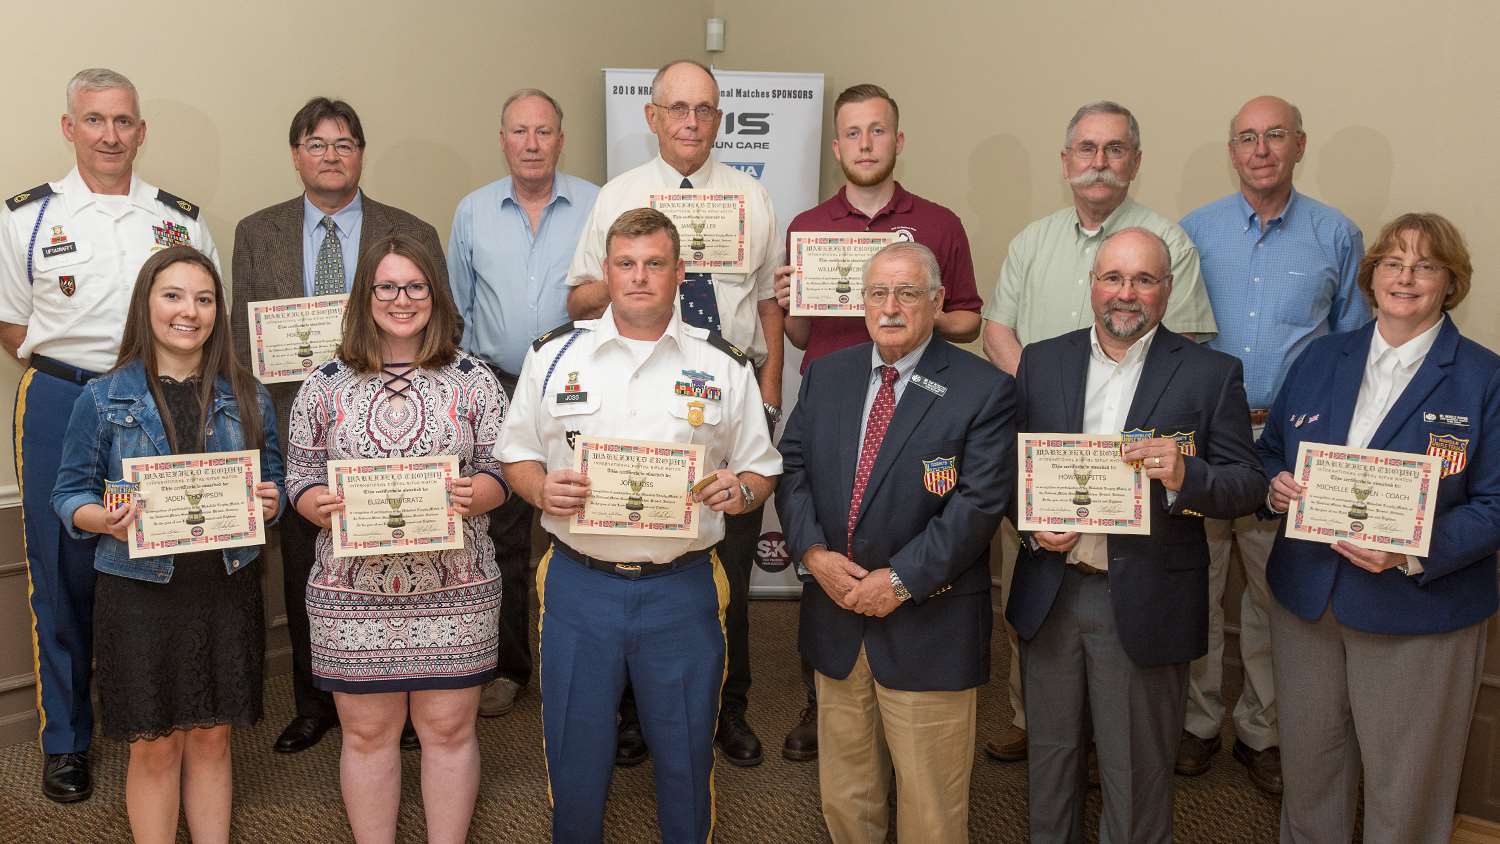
[
  {"xmin": 983, "ymin": 725, "xmax": 1027, "ymax": 762},
  {"xmin": 1175, "ymin": 730, "xmax": 1220, "ymax": 776},
  {"xmin": 1233, "ymin": 739, "xmax": 1283, "ymax": 796}
]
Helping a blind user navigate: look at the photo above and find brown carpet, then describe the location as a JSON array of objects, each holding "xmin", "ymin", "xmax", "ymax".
[{"xmin": 0, "ymin": 600, "xmax": 1279, "ymax": 842}]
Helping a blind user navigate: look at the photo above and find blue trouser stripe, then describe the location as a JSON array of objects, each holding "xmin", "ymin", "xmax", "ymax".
[
  {"xmin": 539, "ymin": 544, "xmax": 726, "ymax": 843},
  {"xmin": 16, "ymin": 369, "xmax": 98, "ymax": 753}
]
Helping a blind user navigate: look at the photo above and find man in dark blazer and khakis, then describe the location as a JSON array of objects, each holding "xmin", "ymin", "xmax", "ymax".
[
  {"xmin": 228, "ymin": 97, "xmax": 449, "ymax": 754},
  {"xmin": 1007, "ymin": 228, "xmax": 1266, "ymax": 843},
  {"xmin": 777, "ymin": 242, "xmax": 1015, "ymax": 843}
]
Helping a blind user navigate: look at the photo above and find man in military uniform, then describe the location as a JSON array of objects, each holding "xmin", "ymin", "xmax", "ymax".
[
  {"xmin": 0, "ymin": 68, "xmax": 218, "ymax": 802},
  {"xmin": 499, "ymin": 208, "xmax": 780, "ymax": 842}
]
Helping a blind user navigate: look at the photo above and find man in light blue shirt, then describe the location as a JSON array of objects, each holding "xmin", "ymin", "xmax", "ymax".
[
  {"xmin": 447, "ymin": 88, "xmax": 598, "ymax": 718},
  {"xmin": 1177, "ymin": 95, "xmax": 1369, "ymax": 796}
]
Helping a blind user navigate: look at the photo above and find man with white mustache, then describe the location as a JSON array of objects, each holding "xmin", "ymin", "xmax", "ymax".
[{"xmin": 976, "ymin": 101, "xmax": 1217, "ymax": 764}]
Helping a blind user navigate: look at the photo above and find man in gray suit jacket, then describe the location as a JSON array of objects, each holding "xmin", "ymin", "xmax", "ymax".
[{"xmin": 228, "ymin": 97, "xmax": 449, "ymax": 754}]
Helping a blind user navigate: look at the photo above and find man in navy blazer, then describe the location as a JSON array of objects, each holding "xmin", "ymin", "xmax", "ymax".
[
  {"xmin": 1007, "ymin": 228, "xmax": 1267, "ymax": 843},
  {"xmin": 778, "ymin": 241, "xmax": 1014, "ymax": 843}
]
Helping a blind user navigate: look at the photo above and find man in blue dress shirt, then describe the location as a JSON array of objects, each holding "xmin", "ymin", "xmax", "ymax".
[
  {"xmin": 447, "ymin": 88, "xmax": 599, "ymax": 718},
  {"xmin": 1177, "ymin": 95, "xmax": 1370, "ymax": 795}
]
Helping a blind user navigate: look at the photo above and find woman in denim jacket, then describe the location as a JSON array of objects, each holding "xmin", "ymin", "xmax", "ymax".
[{"xmin": 52, "ymin": 246, "xmax": 283, "ymax": 844}]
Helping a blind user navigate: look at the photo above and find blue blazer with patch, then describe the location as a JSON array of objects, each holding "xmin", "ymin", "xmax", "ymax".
[
  {"xmin": 777, "ymin": 338, "xmax": 1015, "ymax": 692},
  {"xmin": 1005, "ymin": 327, "xmax": 1268, "ymax": 668},
  {"xmin": 1258, "ymin": 317, "xmax": 1500, "ymax": 636}
]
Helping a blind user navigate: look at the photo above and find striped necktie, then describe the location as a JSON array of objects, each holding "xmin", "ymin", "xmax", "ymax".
[
  {"xmin": 312, "ymin": 215, "xmax": 345, "ymax": 296},
  {"xmin": 677, "ymin": 176, "xmax": 720, "ymax": 330}
]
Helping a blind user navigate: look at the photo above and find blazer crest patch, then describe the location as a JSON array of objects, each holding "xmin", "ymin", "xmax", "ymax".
[
  {"xmin": 1166, "ymin": 431, "xmax": 1197, "ymax": 457},
  {"xmin": 1428, "ymin": 433, "xmax": 1469, "ymax": 478},
  {"xmin": 922, "ymin": 456, "xmax": 957, "ymax": 497}
]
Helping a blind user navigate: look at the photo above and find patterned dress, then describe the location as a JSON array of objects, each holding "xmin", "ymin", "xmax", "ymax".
[{"xmin": 286, "ymin": 351, "xmax": 506, "ymax": 692}]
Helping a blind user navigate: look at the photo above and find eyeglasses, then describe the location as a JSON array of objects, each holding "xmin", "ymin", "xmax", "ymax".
[
  {"xmin": 372, "ymin": 282, "xmax": 431, "ymax": 301},
  {"xmin": 653, "ymin": 102, "xmax": 719, "ymax": 122},
  {"xmin": 1373, "ymin": 258, "xmax": 1446, "ymax": 281},
  {"xmin": 862, "ymin": 285, "xmax": 932, "ymax": 305},
  {"xmin": 1092, "ymin": 272, "xmax": 1169, "ymax": 290},
  {"xmin": 1068, "ymin": 142, "xmax": 1133, "ymax": 161},
  {"xmin": 1230, "ymin": 128, "xmax": 1300, "ymax": 149},
  {"xmin": 298, "ymin": 139, "xmax": 360, "ymax": 157}
]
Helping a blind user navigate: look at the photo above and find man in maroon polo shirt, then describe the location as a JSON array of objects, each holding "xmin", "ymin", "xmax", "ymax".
[{"xmin": 772, "ymin": 83, "xmax": 984, "ymax": 761}]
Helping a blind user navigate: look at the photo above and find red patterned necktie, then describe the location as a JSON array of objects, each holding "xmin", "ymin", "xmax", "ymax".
[{"xmin": 847, "ymin": 365, "xmax": 899, "ymax": 557}]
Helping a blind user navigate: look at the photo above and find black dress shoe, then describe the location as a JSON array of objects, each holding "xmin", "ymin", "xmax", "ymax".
[
  {"xmin": 615, "ymin": 719, "xmax": 649, "ymax": 767},
  {"xmin": 782, "ymin": 701, "xmax": 818, "ymax": 762},
  {"xmin": 273, "ymin": 716, "xmax": 337, "ymax": 754},
  {"xmin": 715, "ymin": 709, "xmax": 764, "ymax": 767},
  {"xmin": 400, "ymin": 721, "xmax": 420, "ymax": 752},
  {"xmin": 1233, "ymin": 739, "xmax": 1283, "ymax": 796},
  {"xmin": 1175, "ymin": 730, "xmax": 1220, "ymax": 776},
  {"xmin": 42, "ymin": 752, "xmax": 92, "ymax": 803}
]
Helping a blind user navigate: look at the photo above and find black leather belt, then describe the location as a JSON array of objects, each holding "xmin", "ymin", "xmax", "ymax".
[
  {"xmin": 553, "ymin": 539, "xmax": 708, "ymax": 580},
  {"xmin": 31, "ymin": 355, "xmax": 100, "ymax": 385}
]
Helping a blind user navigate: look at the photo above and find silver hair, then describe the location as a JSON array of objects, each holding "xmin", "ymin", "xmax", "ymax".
[
  {"xmin": 1065, "ymin": 100, "xmax": 1140, "ymax": 150},
  {"xmin": 1228, "ymin": 98, "xmax": 1304, "ymax": 135},
  {"xmin": 1094, "ymin": 227, "xmax": 1172, "ymax": 276},
  {"xmin": 864, "ymin": 241, "xmax": 943, "ymax": 296},
  {"xmin": 650, "ymin": 59, "xmax": 718, "ymax": 103},
  {"xmin": 501, "ymin": 88, "xmax": 564, "ymax": 128},
  {"xmin": 66, "ymin": 68, "xmax": 138, "ymax": 115}
]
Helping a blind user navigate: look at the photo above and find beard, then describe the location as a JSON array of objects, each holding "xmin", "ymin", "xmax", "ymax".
[
  {"xmin": 841, "ymin": 154, "xmax": 897, "ymax": 188},
  {"xmin": 1099, "ymin": 302, "xmax": 1148, "ymax": 339}
]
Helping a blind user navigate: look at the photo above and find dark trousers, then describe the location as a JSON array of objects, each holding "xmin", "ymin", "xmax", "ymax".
[
  {"xmin": 279, "ymin": 509, "xmax": 335, "ymax": 719},
  {"xmin": 16, "ymin": 368, "xmax": 99, "ymax": 754},
  {"xmin": 486, "ymin": 490, "xmax": 534, "ymax": 685}
]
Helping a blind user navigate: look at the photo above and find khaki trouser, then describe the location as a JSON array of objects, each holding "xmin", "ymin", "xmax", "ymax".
[{"xmin": 816, "ymin": 647, "xmax": 977, "ymax": 843}]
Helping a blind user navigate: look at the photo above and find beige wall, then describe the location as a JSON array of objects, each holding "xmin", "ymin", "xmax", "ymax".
[{"xmin": 5, "ymin": 0, "xmax": 1500, "ymax": 818}]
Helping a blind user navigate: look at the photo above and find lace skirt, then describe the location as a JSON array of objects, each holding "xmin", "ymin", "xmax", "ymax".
[{"xmin": 93, "ymin": 551, "xmax": 264, "ymax": 741}]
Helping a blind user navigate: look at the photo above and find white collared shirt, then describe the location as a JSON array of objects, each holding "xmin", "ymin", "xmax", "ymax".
[
  {"xmin": 566, "ymin": 155, "xmax": 778, "ymax": 366},
  {"xmin": 496, "ymin": 307, "xmax": 782, "ymax": 564},
  {"xmin": 1070, "ymin": 325, "xmax": 1159, "ymax": 570},
  {"xmin": 0, "ymin": 168, "xmax": 220, "ymax": 372},
  {"xmin": 1345, "ymin": 319, "xmax": 1443, "ymax": 450}
]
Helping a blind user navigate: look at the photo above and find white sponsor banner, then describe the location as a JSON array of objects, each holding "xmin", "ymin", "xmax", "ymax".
[{"xmin": 604, "ymin": 67, "xmax": 824, "ymax": 596}]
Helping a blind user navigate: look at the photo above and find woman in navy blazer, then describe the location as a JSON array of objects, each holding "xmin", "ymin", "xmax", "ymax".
[{"xmin": 1259, "ymin": 213, "xmax": 1500, "ymax": 844}]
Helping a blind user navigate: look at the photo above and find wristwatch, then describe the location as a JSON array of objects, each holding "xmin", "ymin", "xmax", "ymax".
[
  {"xmin": 739, "ymin": 481, "xmax": 757, "ymax": 510},
  {"xmin": 763, "ymin": 403, "xmax": 782, "ymax": 424},
  {"xmin": 889, "ymin": 568, "xmax": 912, "ymax": 602}
]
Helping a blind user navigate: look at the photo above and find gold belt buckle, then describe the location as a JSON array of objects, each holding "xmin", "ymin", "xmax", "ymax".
[{"xmin": 614, "ymin": 562, "xmax": 643, "ymax": 579}]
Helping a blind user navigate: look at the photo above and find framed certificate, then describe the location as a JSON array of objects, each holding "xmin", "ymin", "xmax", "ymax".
[
  {"xmin": 120, "ymin": 449, "xmax": 266, "ymax": 559},
  {"xmin": 247, "ymin": 294, "xmax": 348, "ymax": 384},
  {"xmin": 787, "ymin": 231, "xmax": 900, "ymax": 317},
  {"xmin": 1285, "ymin": 442, "xmax": 1442, "ymax": 556},
  {"xmin": 1017, "ymin": 434, "xmax": 1150, "ymax": 535},
  {"xmin": 327, "ymin": 456, "xmax": 464, "ymax": 558},
  {"xmin": 571, "ymin": 437, "xmax": 706, "ymax": 538},
  {"xmin": 648, "ymin": 190, "xmax": 748, "ymax": 273}
]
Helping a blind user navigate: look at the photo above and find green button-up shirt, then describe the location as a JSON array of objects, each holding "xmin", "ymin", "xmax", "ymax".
[{"xmin": 982, "ymin": 197, "xmax": 1218, "ymax": 346}]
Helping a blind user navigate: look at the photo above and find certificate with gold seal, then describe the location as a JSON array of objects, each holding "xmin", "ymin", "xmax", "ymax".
[
  {"xmin": 328, "ymin": 456, "xmax": 464, "ymax": 558},
  {"xmin": 571, "ymin": 437, "xmax": 707, "ymax": 538},
  {"xmin": 247, "ymin": 294, "xmax": 348, "ymax": 384},
  {"xmin": 120, "ymin": 449, "xmax": 266, "ymax": 559},
  {"xmin": 648, "ymin": 190, "xmax": 748, "ymax": 273},
  {"xmin": 1285, "ymin": 443, "xmax": 1441, "ymax": 556},
  {"xmin": 1017, "ymin": 434, "xmax": 1150, "ymax": 535},
  {"xmin": 787, "ymin": 231, "xmax": 901, "ymax": 317}
]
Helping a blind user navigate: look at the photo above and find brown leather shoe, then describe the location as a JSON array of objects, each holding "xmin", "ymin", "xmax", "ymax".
[
  {"xmin": 1175, "ymin": 731, "xmax": 1220, "ymax": 776},
  {"xmin": 1233, "ymin": 739, "xmax": 1283, "ymax": 796},
  {"xmin": 983, "ymin": 725, "xmax": 1027, "ymax": 762}
]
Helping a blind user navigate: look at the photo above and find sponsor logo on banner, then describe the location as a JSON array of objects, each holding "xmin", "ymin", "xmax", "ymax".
[
  {"xmin": 755, "ymin": 531, "xmax": 791, "ymax": 573},
  {"xmin": 725, "ymin": 162, "xmax": 765, "ymax": 179}
]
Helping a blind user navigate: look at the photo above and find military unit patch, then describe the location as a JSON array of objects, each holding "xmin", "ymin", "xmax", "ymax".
[
  {"xmin": 923, "ymin": 456, "xmax": 957, "ymax": 496},
  {"xmin": 1428, "ymin": 433, "xmax": 1469, "ymax": 478},
  {"xmin": 59, "ymin": 276, "xmax": 76, "ymax": 297}
]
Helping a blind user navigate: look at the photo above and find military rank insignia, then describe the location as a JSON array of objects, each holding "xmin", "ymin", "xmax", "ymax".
[
  {"xmin": 1428, "ymin": 433, "xmax": 1469, "ymax": 478},
  {"xmin": 59, "ymin": 276, "xmax": 76, "ymax": 297},
  {"xmin": 1167, "ymin": 431, "xmax": 1197, "ymax": 457},
  {"xmin": 152, "ymin": 220, "xmax": 192, "ymax": 248},
  {"xmin": 923, "ymin": 456, "xmax": 957, "ymax": 496}
]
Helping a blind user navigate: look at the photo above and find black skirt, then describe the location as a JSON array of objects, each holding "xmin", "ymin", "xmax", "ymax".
[{"xmin": 93, "ymin": 550, "xmax": 264, "ymax": 741}]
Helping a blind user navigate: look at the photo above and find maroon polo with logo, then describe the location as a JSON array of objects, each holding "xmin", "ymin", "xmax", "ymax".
[{"xmin": 785, "ymin": 182, "xmax": 983, "ymax": 371}]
